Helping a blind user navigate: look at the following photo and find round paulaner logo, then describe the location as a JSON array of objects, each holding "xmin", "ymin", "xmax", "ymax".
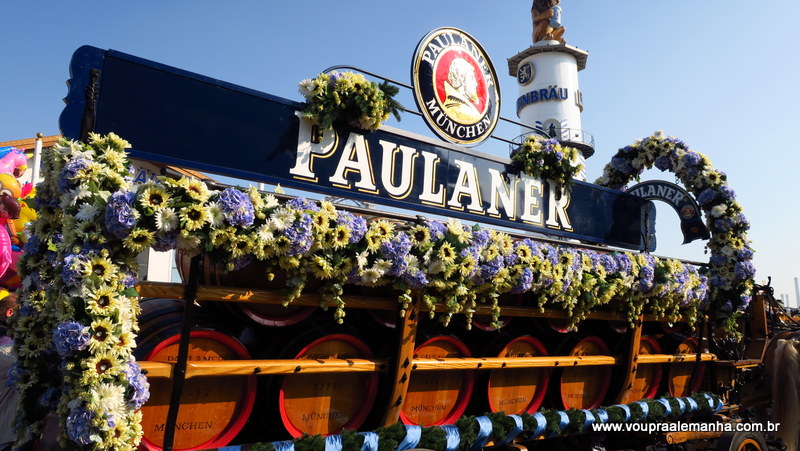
[{"xmin": 411, "ymin": 28, "xmax": 500, "ymax": 146}]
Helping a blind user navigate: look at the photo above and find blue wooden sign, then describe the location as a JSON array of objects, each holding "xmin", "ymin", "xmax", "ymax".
[{"xmin": 60, "ymin": 45, "xmax": 654, "ymax": 251}]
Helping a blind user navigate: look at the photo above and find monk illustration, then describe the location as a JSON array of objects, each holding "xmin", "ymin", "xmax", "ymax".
[
  {"xmin": 532, "ymin": 0, "xmax": 566, "ymax": 44},
  {"xmin": 443, "ymin": 58, "xmax": 482, "ymax": 124}
]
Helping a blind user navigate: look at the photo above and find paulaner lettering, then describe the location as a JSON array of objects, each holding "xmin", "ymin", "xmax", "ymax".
[{"xmin": 291, "ymin": 119, "xmax": 574, "ymax": 232}]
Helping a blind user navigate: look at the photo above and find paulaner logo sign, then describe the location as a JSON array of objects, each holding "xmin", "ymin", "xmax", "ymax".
[{"xmin": 411, "ymin": 28, "xmax": 500, "ymax": 146}]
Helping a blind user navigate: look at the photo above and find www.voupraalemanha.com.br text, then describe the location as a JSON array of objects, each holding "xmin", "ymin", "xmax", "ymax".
[{"xmin": 592, "ymin": 421, "xmax": 780, "ymax": 433}]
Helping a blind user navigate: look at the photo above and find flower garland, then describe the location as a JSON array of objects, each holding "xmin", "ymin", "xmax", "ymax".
[
  {"xmin": 11, "ymin": 134, "xmax": 149, "ymax": 449},
  {"xmin": 247, "ymin": 393, "xmax": 724, "ymax": 451},
  {"xmin": 511, "ymin": 134, "xmax": 584, "ymax": 195},
  {"xmin": 13, "ymin": 133, "xmax": 713, "ymax": 447},
  {"xmin": 595, "ymin": 132, "xmax": 754, "ymax": 339},
  {"xmin": 298, "ymin": 71, "xmax": 402, "ymax": 131}
]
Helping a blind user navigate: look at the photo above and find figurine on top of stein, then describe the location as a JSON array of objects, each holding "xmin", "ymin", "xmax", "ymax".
[{"xmin": 532, "ymin": 0, "xmax": 566, "ymax": 44}]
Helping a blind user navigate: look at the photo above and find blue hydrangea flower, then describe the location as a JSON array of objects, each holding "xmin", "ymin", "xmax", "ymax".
[
  {"xmin": 124, "ymin": 359, "xmax": 150, "ymax": 410},
  {"xmin": 62, "ymin": 254, "xmax": 88, "ymax": 287},
  {"xmin": 738, "ymin": 293, "xmax": 752, "ymax": 309},
  {"xmin": 475, "ymin": 256, "xmax": 504, "ymax": 285},
  {"xmin": 511, "ymin": 267, "xmax": 533, "ymax": 294},
  {"xmin": 105, "ymin": 190, "xmax": 137, "ymax": 239},
  {"xmin": 471, "ymin": 229, "xmax": 491, "ymax": 248},
  {"xmin": 337, "ymin": 211, "xmax": 367, "ymax": 243},
  {"xmin": 613, "ymin": 253, "xmax": 633, "ymax": 277},
  {"xmin": 709, "ymin": 254, "xmax": 728, "ymax": 267},
  {"xmin": 610, "ymin": 156, "xmax": 634, "ymax": 175},
  {"xmin": 697, "ymin": 189, "xmax": 717, "ymax": 207},
  {"xmin": 152, "ymin": 231, "xmax": 179, "ymax": 252},
  {"xmin": 403, "ymin": 270, "xmax": 429, "ymax": 289},
  {"xmin": 286, "ymin": 197, "xmax": 320, "ymax": 212},
  {"xmin": 734, "ymin": 261, "xmax": 756, "ymax": 280},
  {"xmin": 426, "ymin": 220, "xmax": 447, "ymax": 240},
  {"xmin": 218, "ymin": 188, "xmax": 255, "ymax": 227},
  {"xmin": 380, "ymin": 232, "xmax": 411, "ymax": 277},
  {"xmin": 58, "ymin": 158, "xmax": 91, "ymax": 193},
  {"xmin": 66, "ymin": 404, "xmax": 96, "ymax": 446},
  {"xmin": 597, "ymin": 253, "xmax": 618, "ymax": 274},
  {"xmin": 654, "ymin": 155, "xmax": 672, "ymax": 171},
  {"xmin": 53, "ymin": 321, "xmax": 90, "ymax": 357},
  {"xmin": 7, "ymin": 361, "xmax": 24, "ymax": 387},
  {"xmin": 119, "ymin": 270, "xmax": 138, "ymax": 289},
  {"xmin": 718, "ymin": 185, "xmax": 736, "ymax": 201},
  {"xmin": 637, "ymin": 256, "xmax": 655, "ymax": 293},
  {"xmin": 22, "ymin": 234, "xmax": 41, "ymax": 254},
  {"xmin": 285, "ymin": 213, "xmax": 313, "ymax": 256},
  {"xmin": 681, "ymin": 151, "xmax": 701, "ymax": 169},
  {"xmin": 713, "ymin": 218, "xmax": 733, "ymax": 232}
]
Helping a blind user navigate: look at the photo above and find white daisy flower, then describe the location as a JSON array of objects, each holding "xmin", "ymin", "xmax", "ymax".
[
  {"xmin": 155, "ymin": 207, "xmax": 179, "ymax": 232},
  {"xmin": 270, "ymin": 208, "xmax": 295, "ymax": 231},
  {"xmin": 298, "ymin": 78, "xmax": 316, "ymax": 98},
  {"xmin": 206, "ymin": 201, "xmax": 225, "ymax": 228},
  {"xmin": 262, "ymin": 193, "xmax": 279, "ymax": 209},
  {"xmin": 361, "ymin": 267, "xmax": 383, "ymax": 284},
  {"xmin": 75, "ymin": 203, "xmax": 99, "ymax": 221}
]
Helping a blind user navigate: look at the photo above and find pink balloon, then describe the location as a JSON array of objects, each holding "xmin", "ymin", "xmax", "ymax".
[{"xmin": 0, "ymin": 148, "xmax": 27, "ymax": 175}]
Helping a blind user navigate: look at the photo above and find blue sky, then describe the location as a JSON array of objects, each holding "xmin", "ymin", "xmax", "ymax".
[{"xmin": 2, "ymin": 1, "xmax": 800, "ymax": 303}]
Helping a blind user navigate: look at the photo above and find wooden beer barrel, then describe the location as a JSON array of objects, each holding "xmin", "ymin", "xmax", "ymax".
[
  {"xmin": 487, "ymin": 336, "xmax": 550, "ymax": 414},
  {"xmin": 401, "ymin": 336, "xmax": 474, "ymax": 426},
  {"xmin": 278, "ymin": 334, "xmax": 378, "ymax": 437},
  {"xmin": 617, "ymin": 336, "xmax": 663, "ymax": 404},
  {"xmin": 558, "ymin": 336, "xmax": 612, "ymax": 410},
  {"xmin": 668, "ymin": 337, "xmax": 706, "ymax": 397},
  {"xmin": 137, "ymin": 329, "xmax": 256, "ymax": 450},
  {"xmin": 177, "ymin": 252, "xmax": 315, "ymax": 327}
]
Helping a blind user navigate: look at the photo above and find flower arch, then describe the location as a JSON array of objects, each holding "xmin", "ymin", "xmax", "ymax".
[{"xmin": 595, "ymin": 132, "xmax": 755, "ymax": 334}]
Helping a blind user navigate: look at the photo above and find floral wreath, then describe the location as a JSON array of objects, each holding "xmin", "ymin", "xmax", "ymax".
[
  {"xmin": 11, "ymin": 133, "xmax": 711, "ymax": 449},
  {"xmin": 595, "ymin": 132, "xmax": 755, "ymax": 338}
]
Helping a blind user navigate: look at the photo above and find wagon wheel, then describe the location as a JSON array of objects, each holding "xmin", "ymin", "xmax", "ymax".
[{"xmin": 715, "ymin": 431, "xmax": 768, "ymax": 451}]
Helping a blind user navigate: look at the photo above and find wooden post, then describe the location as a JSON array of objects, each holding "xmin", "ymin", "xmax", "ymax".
[
  {"xmin": 615, "ymin": 316, "xmax": 643, "ymax": 404},
  {"xmin": 381, "ymin": 293, "xmax": 421, "ymax": 426},
  {"xmin": 162, "ymin": 255, "xmax": 200, "ymax": 451}
]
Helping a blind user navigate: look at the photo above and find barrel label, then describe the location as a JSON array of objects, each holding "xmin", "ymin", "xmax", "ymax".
[
  {"xmin": 166, "ymin": 354, "xmax": 223, "ymax": 362},
  {"xmin": 300, "ymin": 410, "xmax": 348, "ymax": 422},
  {"xmin": 498, "ymin": 397, "xmax": 528, "ymax": 407},
  {"xmin": 152, "ymin": 421, "xmax": 213, "ymax": 432},
  {"xmin": 409, "ymin": 403, "xmax": 448, "ymax": 413}
]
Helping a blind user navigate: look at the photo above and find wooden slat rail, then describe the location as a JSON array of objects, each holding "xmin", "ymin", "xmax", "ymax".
[
  {"xmin": 136, "ymin": 282, "xmax": 690, "ymax": 323},
  {"xmin": 139, "ymin": 353, "xmax": 717, "ymax": 379},
  {"xmin": 637, "ymin": 353, "xmax": 717, "ymax": 364},
  {"xmin": 138, "ymin": 359, "xmax": 386, "ymax": 378},
  {"xmin": 412, "ymin": 355, "xmax": 618, "ymax": 369}
]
